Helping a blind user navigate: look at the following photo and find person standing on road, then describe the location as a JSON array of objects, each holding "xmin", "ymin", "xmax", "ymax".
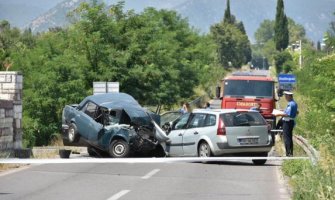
[{"xmin": 281, "ymin": 91, "xmax": 298, "ymax": 156}]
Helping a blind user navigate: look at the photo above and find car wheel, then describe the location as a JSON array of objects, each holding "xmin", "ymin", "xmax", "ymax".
[
  {"xmin": 68, "ymin": 123, "xmax": 79, "ymax": 143},
  {"xmin": 252, "ymin": 153, "xmax": 268, "ymax": 165},
  {"xmin": 198, "ymin": 142, "xmax": 211, "ymax": 157},
  {"xmin": 109, "ymin": 139, "xmax": 130, "ymax": 158}
]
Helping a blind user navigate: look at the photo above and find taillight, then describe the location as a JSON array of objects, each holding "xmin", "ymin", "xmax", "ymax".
[{"xmin": 217, "ymin": 118, "xmax": 226, "ymax": 135}]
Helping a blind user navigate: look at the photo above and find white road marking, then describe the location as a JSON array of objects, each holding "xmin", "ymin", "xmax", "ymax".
[
  {"xmin": 142, "ymin": 169, "xmax": 160, "ymax": 179},
  {"xmin": 107, "ymin": 190, "xmax": 130, "ymax": 200},
  {"xmin": 0, "ymin": 156, "xmax": 309, "ymax": 164}
]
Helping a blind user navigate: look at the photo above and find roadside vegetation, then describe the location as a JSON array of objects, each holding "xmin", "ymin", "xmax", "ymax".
[
  {"xmin": 253, "ymin": 1, "xmax": 335, "ymax": 199},
  {"xmin": 0, "ymin": 1, "xmax": 334, "ymax": 198},
  {"xmin": 0, "ymin": 1, "xmax": 252, "ymax": 147}
]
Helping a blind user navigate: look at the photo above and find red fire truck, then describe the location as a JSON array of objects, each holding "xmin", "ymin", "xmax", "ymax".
[{"xmin": 216, "ymin": 71, "xmax": 277, "ymax": 127}]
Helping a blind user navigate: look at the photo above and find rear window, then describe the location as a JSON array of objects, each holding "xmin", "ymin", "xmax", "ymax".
[{"xmin": 221, "ymin": 112, "xmax": 266, "ymax": 127}]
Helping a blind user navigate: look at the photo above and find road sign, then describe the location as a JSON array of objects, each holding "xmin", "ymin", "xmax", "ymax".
[
  {"xmin": 93, "ymin": 82, "xmax": 119, "ymax": 95},
  {"xmin": 278, "ymin": 74, "xmax": 296, "ymax": 83}
]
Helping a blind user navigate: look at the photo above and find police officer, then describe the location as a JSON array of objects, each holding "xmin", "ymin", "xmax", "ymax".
[{"xmin": 282, "ymin": 91, "xmax": 298, "ymax": 156}]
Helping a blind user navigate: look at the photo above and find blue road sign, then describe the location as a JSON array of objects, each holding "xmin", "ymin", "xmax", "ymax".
[{"xmin": 278, "ymin": 74, "xmax": 296, "ymax": 83}]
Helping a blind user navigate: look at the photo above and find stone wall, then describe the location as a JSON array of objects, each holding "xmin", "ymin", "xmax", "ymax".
[{"xmin": 0, "ymin": 72, "xmax": 23, "ymax": 151}]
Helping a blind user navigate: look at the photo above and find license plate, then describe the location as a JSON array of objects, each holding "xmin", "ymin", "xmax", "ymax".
[{"xmin": 238, "ymin": 138, "xmax": 259, "ymax": 145}]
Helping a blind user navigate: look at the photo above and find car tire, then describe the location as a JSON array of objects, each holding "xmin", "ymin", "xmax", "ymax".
[
  {"xmin": 68, "ymin": 123, "xmax": 79, "ymax": 143},
  {"xmin": 252, "ymin": 153, "xmax": 268, "ymax": 165},
  {"xmin": 109, "ymin": 139, "xmax": 130, "ymax": 158},
  {"xmin": 198, "ymin": 142, "xmax": 212, "ymax": 157}
]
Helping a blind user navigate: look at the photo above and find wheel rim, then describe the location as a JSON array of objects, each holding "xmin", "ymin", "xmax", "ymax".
[
  {"xmin": 114, "ymin": 143, "xmax": 125, "ymax": 155},
  {"xmin": 68, "ymin": 128, "xmax": 74, "ymax": 142},
  {"xmin": 199, "ymin": 143, "xmax": 210, "ymax": 157}
]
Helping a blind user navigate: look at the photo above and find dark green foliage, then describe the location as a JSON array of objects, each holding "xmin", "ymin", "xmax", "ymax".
[
  {"xmin": 211, "ymin": 23, "xmax": 251, "ymax": 68},
  {"xmin": 274, "ymin": 0, "xmax": 289, "ymax": 51},
  {"xmin": 255, "ymin": 20, "xmax": 275, "ymax": 45},
  {"xmin": 211, "ymin": 1, "xmax": 251, "ymax": 68},
  {"xmin": 0, "ymin": 2, "xmax": 222, "ymax": 146},
  {"xmin": 223, "ymin": 0, "xmax": 232, "ymax": 24},
  {"xmin": 273, "ymin": 51, "xmax": 292, "ymax": 73},
  {"xmin": 296, "ymin": 54, "xmax": 335, "ymax": 149}
]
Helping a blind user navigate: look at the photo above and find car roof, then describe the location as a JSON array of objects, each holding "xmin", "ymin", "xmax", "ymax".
[
  {"xmin": 192, "ymin": 109, "xmax": 258, "ymax": 114},
  {"xmin": 224, "ymin": 75, "xmax": 274, "ymax": 81},
  {"xmin": 80, "ymin": 93, "xmax": 138, "ymax": 107},
  {"xmin": 78, "ymin": 93, "xmax": 153, "ymax": 125}
]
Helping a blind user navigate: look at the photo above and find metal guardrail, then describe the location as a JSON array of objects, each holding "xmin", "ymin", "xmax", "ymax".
[{"xmin": 293, "ymin": 135, "xmax": 319, "ymax": 165}]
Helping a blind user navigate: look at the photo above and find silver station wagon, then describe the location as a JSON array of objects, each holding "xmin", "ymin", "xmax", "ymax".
[{"xmin": 165, "ymin": 109, "xmax": 273, "ymax": 165}]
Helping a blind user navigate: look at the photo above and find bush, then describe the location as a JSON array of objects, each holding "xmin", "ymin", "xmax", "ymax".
[
  {"xmin": 282, "ymin": 159, "xmax": 310, "ymax": 177},
  {"xmin": 292, "ymin": 163, "xmax": 335, "ymax": 200},
  {"xmin": 274, "ymin": 51, "xmax": 293, "ymax": 73}
]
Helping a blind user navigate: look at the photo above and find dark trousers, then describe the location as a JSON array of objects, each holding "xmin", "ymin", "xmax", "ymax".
[{"xmin": 283, "ymin": 120, "xmax": 294, "ymax": 156}]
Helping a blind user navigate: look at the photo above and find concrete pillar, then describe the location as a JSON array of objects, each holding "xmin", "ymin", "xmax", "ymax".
[{"xmin": 0, "ymin": 71, "xmax": 23, "ymax": 151}]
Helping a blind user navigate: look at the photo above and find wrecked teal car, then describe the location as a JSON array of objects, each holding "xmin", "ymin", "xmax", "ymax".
[{"xmin": 61, "ymin": 93, "xmax": 168, "ymax": 158}]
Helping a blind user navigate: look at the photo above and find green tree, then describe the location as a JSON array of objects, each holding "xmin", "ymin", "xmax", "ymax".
[
  {"xmin": 274, "ymin": 0, "xmax": 289, "ymax": 51},
  {"xmin": 273, "ymin": 51, "xmax": 292, "ymax": 73},
  {"xmin": 255, "ymin": 20, "xmax": 274, "ymax": 45},
  {"xmin": 287, "ymin": 18, "xmax": 305, "ymax": 44},
  {"xmin": 1, "ymin": 2, "xmax": 222, "ymax": 146},
  {"xmin": 211, "ymin": 23, "xmax": 250, "ymax": 67},
  {"xmin": 223, "ymin": 0, "xmax": 233, "ymax": 24},
  {"xmin": 211, "ymin": 1, "xmax": 251, "ymax": 68}
]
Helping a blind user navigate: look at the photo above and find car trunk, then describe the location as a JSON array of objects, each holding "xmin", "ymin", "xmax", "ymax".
[{"xmin": 221, "ymin": 112, "xmax": 269, "ymax": 146}]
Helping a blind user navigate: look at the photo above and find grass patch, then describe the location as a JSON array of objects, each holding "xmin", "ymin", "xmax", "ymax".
[{"xmin": 0, "ymin": 164, "xmax": 25, "ymax": 171}]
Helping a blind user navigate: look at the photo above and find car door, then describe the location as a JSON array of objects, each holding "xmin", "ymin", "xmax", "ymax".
[
  {"xmin": 182, "ymin": 113, "xmax": 207, "ymax": 156},
  {"xmin": 76, "ymin": 101, "xmax": 102, "ymax": 142},
  {"xmin": 166, "ymin": 113, "xmax": 190, "ymax": 156}
]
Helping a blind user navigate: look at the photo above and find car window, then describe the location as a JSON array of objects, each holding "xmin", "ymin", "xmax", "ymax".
[
  {"xmin": 160, "ymin": 112, "xmax": 182, "ymax": 126},
  {"xmin": 221, "ymin": 112, "xmax": 266, "ymax": 127},
  {"xmin": 204, "ymin": 114, "xmax": 216, "ymax": 127},
  {"xmin": 107, "ymin": 110, "xmax": 121, "ymax": 125},
  {"xmin": 174, "ymin": 113, "xmax": 190, "ymax": 130},
  {"xmin": 188, "ymin": 113, "xmax": 207, "ymax": 128},
  {"xmin": 81, "ymin": 102, "xmax": 98, "ymax": 119}
]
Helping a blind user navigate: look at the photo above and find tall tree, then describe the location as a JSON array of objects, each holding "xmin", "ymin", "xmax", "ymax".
[
  {"xmin": 212, "ymin": 0, "xmax": 251, "ymax": 68},
  {"xmin": 223, "ymin": 0, "xmax": 233, "ymax": 24},
  {"xmin": 274, "ymin": 0, "xmax": 289, "ymax": 51}
]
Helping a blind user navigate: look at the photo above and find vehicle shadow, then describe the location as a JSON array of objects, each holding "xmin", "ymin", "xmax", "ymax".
[{"xmin": 192, "ymin": 160, "xmax": 281, "ymax": 166}]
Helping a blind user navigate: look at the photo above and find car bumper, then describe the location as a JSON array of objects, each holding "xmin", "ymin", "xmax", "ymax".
[{"xmin": 212, "ymin": 137, "xmax": 273, "ymax": 155}]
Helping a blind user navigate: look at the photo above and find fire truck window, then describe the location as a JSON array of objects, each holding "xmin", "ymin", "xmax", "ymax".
[{"xmin": 224, "ymin": 80, "xmax": 273, "ymax": 97}]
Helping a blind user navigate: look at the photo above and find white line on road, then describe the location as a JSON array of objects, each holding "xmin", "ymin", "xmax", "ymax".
[
  {"xmin": 142, "ymin": 169, "xmax": 160, "ymax": 179},
  {"xmin": 107, "ymin": 190, "xmax": 130, "ymax": 200},
  {"xmin": 0, "ymin": 157, "xmax": 310, "ymax": 164}
]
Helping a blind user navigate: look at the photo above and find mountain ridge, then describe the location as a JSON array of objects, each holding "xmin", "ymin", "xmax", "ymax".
[{"xmin": 1, "ymin": 0, "xmax": 334, "ymax": 43}]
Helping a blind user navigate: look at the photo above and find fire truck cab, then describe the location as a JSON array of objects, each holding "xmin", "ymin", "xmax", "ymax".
[{"xmin": 217, "ymin": 71, "xmax": 277, "ymax": 127}]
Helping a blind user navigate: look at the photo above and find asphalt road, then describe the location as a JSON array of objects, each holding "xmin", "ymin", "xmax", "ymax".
[{"xmin": 0, "ymin": 159, "xmax": 290, "ymax": 200}]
